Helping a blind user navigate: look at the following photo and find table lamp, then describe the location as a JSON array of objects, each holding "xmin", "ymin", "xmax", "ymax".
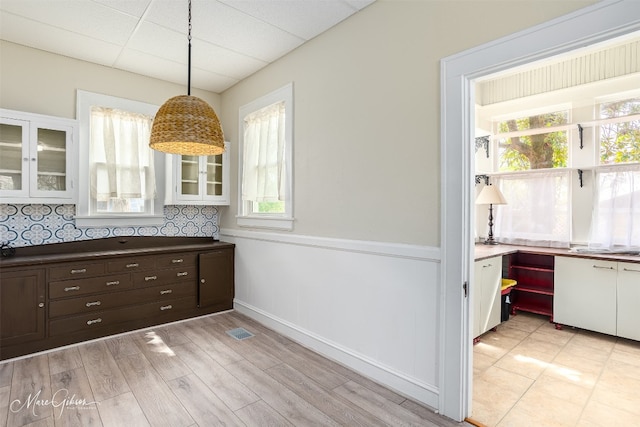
[{"xmin": 476, "ymin": 184, "xmax": 507, "ymax": 245}]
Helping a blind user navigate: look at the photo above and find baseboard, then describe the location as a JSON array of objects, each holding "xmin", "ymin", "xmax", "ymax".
[{"xmin": 234, "ymin": 299, "xmax": 440, "ymax": 409}]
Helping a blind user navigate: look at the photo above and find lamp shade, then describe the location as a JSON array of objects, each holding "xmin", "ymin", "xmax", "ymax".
[
  {"xmin": 149, "ymin": 95, "xmax": 225, "ymax": 155},
  {"xmin": 476, "ymin": 184, "xmax": 507, "ymax": 205}
]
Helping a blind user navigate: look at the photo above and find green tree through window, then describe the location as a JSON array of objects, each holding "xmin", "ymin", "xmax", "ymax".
[
  {"xmin": 497, "ymin": 111, "xmax": 568, "ymax": 171},
  {"xmin": 600, "ymin": 98, "xmax": 640, "ymax": 164}
]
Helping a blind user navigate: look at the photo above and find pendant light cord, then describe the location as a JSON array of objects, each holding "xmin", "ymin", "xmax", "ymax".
[{"xmin": 187, "ymin": 0, "xmax": 192, "ymax": 96}]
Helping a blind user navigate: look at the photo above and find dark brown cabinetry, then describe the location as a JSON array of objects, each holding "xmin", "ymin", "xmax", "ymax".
[
  {"xmin": 0, "ymin": 237, "xmax": 234, "ymax": 360},
  {"xmin": 508, "ymin": 252, "xmax": 555, "ymax": 322},
  {"xmin": 199, "ymin": 250, "xmax": 234, "ymax": 309},
  {"xmin": 0, "ymin": 268, "xmax": 46, "ymax": 347}
]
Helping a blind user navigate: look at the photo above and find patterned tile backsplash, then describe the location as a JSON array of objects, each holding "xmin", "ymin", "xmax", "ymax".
[{"xmin": 0, "ymin": 204, "xmax": 219, "ymax": 248}]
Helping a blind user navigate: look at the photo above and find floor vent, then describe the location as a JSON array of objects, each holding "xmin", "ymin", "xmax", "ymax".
[{"xmin": 226, "ymin": 327, "xmax": 254, "ymax": 340}]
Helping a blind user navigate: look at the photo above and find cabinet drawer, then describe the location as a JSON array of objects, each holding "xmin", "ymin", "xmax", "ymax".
[
  {"xmin": 133, "ymin": 266, "xmax": 196, "ymax": 288},
  {"xmin": 49, "ymin": 262, "xmax": 105, "ymax": 281},
  {"xmin": 49, "ymin": 274, "xmax": 132, "ymax": 299},
  {"xmin": 155, "ymin": 253, "xmax": 197, "ymax": 269},
  {"xmin": 48, "ymin": 296, "xmax": 196, "ymax": 336},
  {"xmin": 107, "ymin": 257, "xmax": 155, "ymax": 273},
  {"xmin": 49, "ymin": 282, "xmax": 197, "ymax": 318}
]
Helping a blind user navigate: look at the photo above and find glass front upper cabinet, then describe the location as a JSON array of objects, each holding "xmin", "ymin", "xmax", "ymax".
[
  {"xmin": 166, "ymin": 142, "xmax": 229, "ymax": 205},
  {"xmin": 0, "ymin": 109, "xmax": 76, "ymax": 202}
]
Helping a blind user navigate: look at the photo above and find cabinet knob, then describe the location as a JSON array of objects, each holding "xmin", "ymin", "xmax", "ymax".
[
  {"xmin": 200, "ymin": 279, "xmax": 205, "ymax": 283},
  {"xmin": 38, "ymin": 302, "xmax": 45, "ymax": 308}
]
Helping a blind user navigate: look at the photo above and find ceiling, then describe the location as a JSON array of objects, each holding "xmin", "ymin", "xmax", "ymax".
[{"xmin": 0, "ymin": 0, "xmax": 374, "ymax": 93}]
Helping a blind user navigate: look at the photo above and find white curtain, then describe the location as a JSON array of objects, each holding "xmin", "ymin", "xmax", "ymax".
[
  {"xmin": 242, "ymin": 101, "xmax": 286, "ymax": 203},
  {"xmin": 493, "ymin": 170, "xmax": 571, "ymax": 248},
  {"xmin": 588, "ymin": 165, "xmax": 640, "ymax": 251},
  {"xmin": 89, "ymin": 107, "xmax": 156, "ymax": 202}
]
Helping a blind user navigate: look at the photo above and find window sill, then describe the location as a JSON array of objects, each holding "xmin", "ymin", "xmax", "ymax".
[
  {"xmin": 236, "ymin": 215, "xmax": 294, "ymax": 231},
  {"xmin": 75, "ymin": 214, "xmax": 165, "ymax": 229}
]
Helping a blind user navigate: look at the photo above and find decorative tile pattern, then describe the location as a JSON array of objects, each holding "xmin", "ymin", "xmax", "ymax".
[{"xmin": 0, "ymin": 204, "xmax": 219, "ymax": 248}]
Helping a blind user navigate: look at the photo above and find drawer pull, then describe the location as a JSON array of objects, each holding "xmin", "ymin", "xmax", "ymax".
[
  {"xmin": 71, "ymin": 268, "xmax": 87, "ymax": 274},
  {"xmin": 160, "ymin": 305, "xmax": 172, "ymax": 311},
  {"xmin": 106, "ymin": 280, "xmax": 120, "ymax": 286},
  {"xmin": 623, "ymin": 267, "xmax": 640, "ymax": 273},
  {"xmin": 64, "ymin": 286, "xmax": 80, "ymax": 292},
  {"xmin": 177, "ymin": 271, "xmax": 188, "ymax": 277},
  {"xmin": 145, "ymin": 275, "xmax": 157, "ymax": 281},
  {"xmin": 126, "ymin": 263, "xmax": 139, "ymax": 268},
  {"xmin": 172, "ymin": 259, "xmax": 184, "ymax": 264},
  {"xmin": 85, "ymin": 301, "xmax": 101, "ymax": 307},
  {"xmin": 593, "ymin": 265, "xmax": 615, "ymax": 270},
  {"xmin": 87, "ymin": 318, "xmax": 102, "ymax": 325},
  {"xmin": 160, "ymin": 289, "xmax": 172, "ymax": 295}
]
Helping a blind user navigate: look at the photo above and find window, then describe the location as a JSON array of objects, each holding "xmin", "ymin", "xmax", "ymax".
[
  {"xmin": 493, "ymin": 171, "xmax": 571, "ymax": 248},
  {"xmin": 588, "ymin": 165, "xmax": 640, "ymax": 251},
  {"xmin": 495, "ymin": 110, "xmax": 569, "ymax": 172},
  {"xmin": 237, "ymin": 83, "xmax": 293, "ymax": 230},
  {"xmin": 599, "ymin": 97, "xmax": 640, "ymax": 165},
  {"xmin": 89, "ymin": 107, "xmax": 155, "ymax": 214},
  {"xmin": 76, "ymin": 91, "xmax": 164, "ymax": 228}
]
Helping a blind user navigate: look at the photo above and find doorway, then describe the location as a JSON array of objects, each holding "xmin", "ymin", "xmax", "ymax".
[{"xmin": 439, "ymin": 1, "xmax": 640, "ymax": 422}]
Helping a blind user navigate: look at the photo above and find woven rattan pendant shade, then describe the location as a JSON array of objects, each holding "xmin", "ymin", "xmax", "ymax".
[
  {"xmin": 149, "ymin": 0, "xmax": 225, "ymax": 156},
  {"xmin": 149, "ymin": 95, "xmax": 225, "ymax": 155}
]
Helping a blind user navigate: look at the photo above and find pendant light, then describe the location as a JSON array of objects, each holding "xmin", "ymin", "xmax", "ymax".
[{"xmin": 149, "ymin": 0, "xmax": 225, "ymax": 155}]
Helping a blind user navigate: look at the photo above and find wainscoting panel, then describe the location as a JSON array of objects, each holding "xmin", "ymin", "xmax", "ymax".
[{"xmin": 221, "ymin": 229, "xmax": 442, "ymax": 408}]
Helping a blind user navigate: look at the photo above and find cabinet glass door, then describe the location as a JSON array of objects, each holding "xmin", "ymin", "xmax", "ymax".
[
  {"xmin": 35, "ymin": 127, "xmax": 67, "ymax": 192},
  {"xmin": 180, "ymin": 155, "xmax": 200, "ymax": 196},
  {"xmin": 0, "ymin": 119, "xmax": 28, "ymax": 194},
  {"xmin": 206, "ymin": 154, "xmax": 223, "ymax": 196},
  {"xmin": 29, "ymin": 121, "xmax": 73, "ymax": 199}
]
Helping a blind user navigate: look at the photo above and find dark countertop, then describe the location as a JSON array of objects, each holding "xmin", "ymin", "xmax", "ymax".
[
  {"xmin": 475, "ymin": 243, "xmax": 640, "ymax": 264},
  {"xmin": 0, "ymin": 236, "xmax": 234, "ymax": 269}
]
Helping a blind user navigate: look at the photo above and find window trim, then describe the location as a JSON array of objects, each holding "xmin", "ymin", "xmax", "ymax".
[
  {"xmin": 237, "ymin": 83, "xmax": 294, "ymax": 231},
  {"xmin": 75, "ymin": 90, "xmax": 165, "ymax": 228}
]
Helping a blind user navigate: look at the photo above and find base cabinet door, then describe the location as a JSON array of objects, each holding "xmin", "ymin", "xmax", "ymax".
[
  {"xmin": 554, "ymin": 256, "xmax": 617, "ymax": 335},
  {"xmin": 473, "ymin": 256, "xmax": 502, "ymax": 338},
  {"xmin": 617, "ymin": 262, "xmax": 640, "ymax": 341},
  {"xmin": 198, "ymin": 249, "xmax": 234, "ymax": 309},
  {"xmin": 0, "ymin": 269, "xmax": 46, "ymax": 347}
]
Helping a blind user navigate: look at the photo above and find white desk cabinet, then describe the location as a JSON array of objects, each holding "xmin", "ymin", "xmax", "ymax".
[
  {"xmin": 554, "ymin": 256, "xmax": 617, "ymax": 336},
  {"xmin": 617, "ymin": 262, "xmax": 640, "ymax": 341},
  {"xmin": 555, "ymin": 256, "xmax": 640, "ymax": 340},
  {"xmin": 473, "ymin": 256, "xmax": 502, "ymax": 339}
]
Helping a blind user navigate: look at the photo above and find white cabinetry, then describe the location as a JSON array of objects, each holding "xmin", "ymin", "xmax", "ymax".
[
  {"xmin": 473, "ymin": 256, "xmax": 502, "ymax": 339},
  {"xmin": 0, "ymin": 109, "xmax": 76, "ymax": 203},
  {"xmin": 616, "ymin": 262, "xmax": 640, "ymax": 341},
  {"xmin": 555, "ymin": 256, "xmax": 640, "ymax": 340},
  {"xmin": 165, "ymin": 143, "xmax": 229, "ymax": 205},
  {"xmin": 554, "ymin": 257, "xmax": 617, "ymax": 335}
]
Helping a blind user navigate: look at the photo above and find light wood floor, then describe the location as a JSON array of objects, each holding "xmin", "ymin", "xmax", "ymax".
[{"xmin": 0, "ymin": 311, "xmax": 466, "ymax": 427}]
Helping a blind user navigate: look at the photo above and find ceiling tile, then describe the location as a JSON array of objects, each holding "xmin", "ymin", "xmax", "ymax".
[
  {"xmin": 0, "ymin": 13, "xmax": 122, "ymax": 66},
  {"xmin": 0, "ymin": 0, "xmax": 377, "ymax": 92},
  {"xmin": 115, "ymin": 48, "xmax": 238, "ymax": 92},
  {"xmin": 92, "ymin": 0, "xmax": 152, "ymax": 18},
  {"xmin": 219, "ymin": 0, "xmax": 359, "ymax": 40},
  {"xmin": 1, "ymin": 0, "xmax": 139, "ymax": 45}
]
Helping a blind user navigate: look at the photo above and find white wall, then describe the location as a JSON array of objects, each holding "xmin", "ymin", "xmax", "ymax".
[
  {"xmin": 219, "ymin": 0, "xmax": 596, "ymax": 246},
  {"xmin": 223, "ymin": 229, "xmax": 442, "ymax": 406},
  {"xmin": 0, "ymin": 40, "xmax": 221, "ymax": 119}
]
